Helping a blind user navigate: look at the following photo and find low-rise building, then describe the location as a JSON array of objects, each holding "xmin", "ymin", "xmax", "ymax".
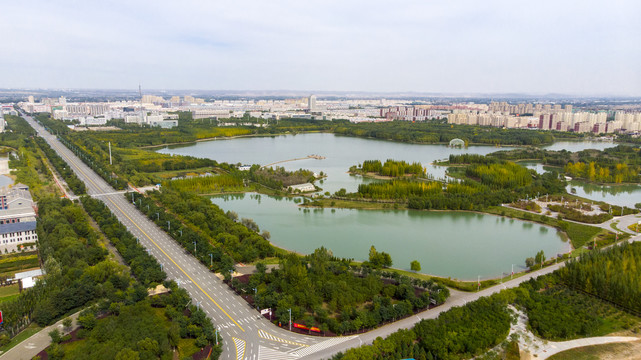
[
  {"xmin": 288, "ymin": 183, "xmax": 316, "ymax": 192},
  {"xmin": 0, "ymin": 221, "xmax": 38, "ymax": 253}
]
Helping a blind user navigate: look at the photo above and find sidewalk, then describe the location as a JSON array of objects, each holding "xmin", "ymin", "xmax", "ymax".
[{"xmin": 0, "ymin": 310, "xmax": 83, "ymax": 360}]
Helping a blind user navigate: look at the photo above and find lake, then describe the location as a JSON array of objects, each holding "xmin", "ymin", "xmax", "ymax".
[
  {"xmin": 211, "ymin": 193, "xmax": 568, "ymax": 280},
  {"xmin": 158, "ymin": 133, "xmax": 516, "ymax": 193},
  {"xmin": 157, "ymin": 133, "xmax": 621, "ymax": 278}
]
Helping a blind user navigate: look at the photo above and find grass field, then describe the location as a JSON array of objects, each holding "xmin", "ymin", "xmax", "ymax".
[
  {"xmin": 0, "ymin": 284, "xmax": 20, "ymax": 303},
  {"xmin": 548, "ymin": 341, "xmax": 641, "ymax": 360},
  {"xmin": 0, "ymin": 252, "xmax": 40, "ymax": 278},
  {"xmin": 0, "ymin": 323, "xmax": 43, "ymax": 354}
]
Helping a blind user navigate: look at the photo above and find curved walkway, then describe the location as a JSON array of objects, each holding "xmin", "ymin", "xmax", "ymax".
[
  {"xmin": 510, "ymin": 305, "xmax": 639, "ymax": 359},
  {"xmin": 0, "ymin": 310, "xmax": 82, "ymax": 360}
]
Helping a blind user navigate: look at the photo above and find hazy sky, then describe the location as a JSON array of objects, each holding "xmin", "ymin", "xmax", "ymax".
[{"xmin": 2, "ymin": 0, "xmax": 640, "ymax": 95}]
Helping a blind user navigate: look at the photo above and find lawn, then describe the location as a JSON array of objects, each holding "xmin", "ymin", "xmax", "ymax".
[
  {"xmin": 548, "ymin": 341, "xmax": 641, "ymax": 360},
  {"xmin": 0, "ymin": 323, "xmax": 43, "ymax": 354},
  {"xmin": 0, "ymin": 284, "xmax": 20, "ymax": 303}
]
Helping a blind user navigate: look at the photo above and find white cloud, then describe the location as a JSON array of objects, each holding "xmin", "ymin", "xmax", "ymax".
[{"xmin": 1, "ymin": 0, "xmax": 639, "ymax": 94}]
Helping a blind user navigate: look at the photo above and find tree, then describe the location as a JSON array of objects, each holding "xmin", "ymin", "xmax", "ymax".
[
  {"xmin": 535, "ymin": 250, "xmax": 546, "ymax": 266},
  {"xmin": 48, "ymin": 329, "xmax": 62, "ymax": 344},
  {"xmin": 115, "ymin": 348, "xmax": 140, "ymax": 360},
  {"xmin": 525, "ymin": 257, "xmax": 535, "ymax": 268},
  {"xmin": 410, "ymin": 260, "xmax": 421, "ymax": 272},
  {"xmin": 368, "ymin": 246, "xmax": 393, "ymax": 268},
  {"xmin": 62, "ymin": 317, "xmax": 72, "ymax": 333},
  {"xmin": 77, "ymin": 310, "xmax": 96, "ymax": 330}
]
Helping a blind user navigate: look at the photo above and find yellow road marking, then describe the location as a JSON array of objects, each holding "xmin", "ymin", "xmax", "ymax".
[
  {"xmin": 46, "ymin": 134, "xmax": 245, "ymax": 332},
  {"xmin": 233, "ymin": 337, "xmax": 246, "ymax": 360},
  {"xmin": 258, "ymin": 329, "xmax": 309, "ymax": 347}
]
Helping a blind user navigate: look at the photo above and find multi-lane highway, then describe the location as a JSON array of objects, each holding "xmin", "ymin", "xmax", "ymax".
[
  {"xmin": 24, "ymin": 113, "xmax": 641, "ymax": 359},
  {"xmin": 23, "ymin": 114, "xmax": 356, "ymax": 360}
]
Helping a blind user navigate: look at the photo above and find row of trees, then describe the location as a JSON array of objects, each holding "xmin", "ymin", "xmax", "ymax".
[
  {"xmin": 131, "ymin": 189, "xmax": 273, "ymax": 268},
  {"xmin": 355, "ymin": 180, "xmax": 442, "ymax": 200},
  {"xmin": 236, "ymin": 247, "xmax": 449, "ymax": 336},
  {"xmin": 164, "ymin": 173, "xmax": 244, "ymax": 193},
  {"xmin": 343, "ymin": 160, "xmax": 566, "ymax": 212},
  {"xmin": 0, "ymin": 197, "xmax": 111, "ymax": 333},
  {"xmin": 465, "ymin": 162, "xmax": 532, "ymax": 190},
  {"xmin": 80, "ymin": 196, "xmax": 166, "ymax": 286},
  {"xmin": 333, "ymin": 121, "xmax": 573, "ymax": 146},
  {"xmin": 355, "ymin": 159, "xmax": 425, "ymax": 178},
  {"xmin": 489, "ymin": 145, "xmax": 641, "ymax": 184},
  {"xmin": 559, "ymin": 242, "xmax": 641, "ymax": 314},
  {"xmin": 565, "ymin": 161, "xmax": 640, "ymax": 183},
  {"xmin": 334, "ymin": 293, "xmax": 512, "ymax": 360},
  {"xmin": 516, "ymin": 279, "xmax": 636, "ymax": 341},
  {"xmin": 33, "ymin": 137, "xmax": 86, "ymax": 195}
]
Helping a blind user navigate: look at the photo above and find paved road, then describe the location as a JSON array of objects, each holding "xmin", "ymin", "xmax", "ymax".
[
  {"xmin": 23, "ymin": 113, "xmax": 641, "ymax": 359},
  {"xmin": 0, "ymin": 310, "xmax": 83, "ymax": 360},
  {"xmin": 23, "ymin": 114, "xmax": 351, "ymax": 360}
]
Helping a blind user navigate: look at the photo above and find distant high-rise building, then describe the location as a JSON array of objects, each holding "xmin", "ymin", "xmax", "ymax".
[
  {"xmin": 564, "ymin": 104, "xmax": 572, "ymax": 113},
  {"xmin": 308, "ymin": 95, "xmax": 316, "ymax": 111},
  {"xmin": 59, "ymin": 96, "xmax": 66, "ymax": 106},
  {"xmin": 27, "ymin": 95, "xmax": 34, "ymax": 103}
]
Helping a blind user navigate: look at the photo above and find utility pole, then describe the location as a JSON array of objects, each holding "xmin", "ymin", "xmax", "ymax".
[
  {"xmin": 209, "ymin": 253, "xmax": 213, "ymax": 268},
  {"xmin": 511, "ymin": 264, "xmax": 514, "ymax": 279},
  {"xmin": 108, "ymin": 141, "xmax": 112, "ymax": 165},
  {"xmin": 288, "ymin": 308, "xmax": 292, "ymax": 331},
  {"xmin": 193, "ymin": 241, "xmax": 197, "ymax": 255},
  {"xmin": 477, "ymin": 275, "xmax": 480, "ymax": 292}
]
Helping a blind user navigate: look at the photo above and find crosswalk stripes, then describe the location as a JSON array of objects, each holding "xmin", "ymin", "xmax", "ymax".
[
  {"xmin": 258, "ymin": 329, "xmax": 309, "ymax": 347},
  {"xmin": 258, "ymin": 345, "xmax": 300, "ymax": 360},
  {"xmin": 290, "ymin": 336, "xmax": 357, "ymax": 358},
  {"xmin": 232, "ymin": 337, "xmax": 245, "ymax": 360},
  {"xmin": 219, "ymin": 315, "xmax": 257, "ymax": 329}
]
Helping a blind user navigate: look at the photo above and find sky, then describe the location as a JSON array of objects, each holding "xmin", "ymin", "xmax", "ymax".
[{"xmin": 1, "ymin": 0, "xmax": 640, "ymax": 95}]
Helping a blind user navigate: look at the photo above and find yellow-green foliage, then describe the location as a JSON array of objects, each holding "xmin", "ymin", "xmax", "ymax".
[
  {"xmin": 193, "ymin": 127, "xmax": 251, "ymax": 139},
  {"xmin": 445, "ymin": 182, "xmax": 483, "ymax": 195},
  {"xmin": 164, "ymin": 174, "xmax": 243, "ymax": 193},
  {"xmin": 466, "ymin": 162, "xmax": 532, "ymax": 189},
  {"xmin": 565, "ymin": 161, "xmax": 640, "ymax": 183},
  {"xmin": 357, "ymin": 180, "xmax": 441, "ymax": 199},
  {"xmin": 360, "ymin": 159, "xmax": 425, "ymax": 177}
]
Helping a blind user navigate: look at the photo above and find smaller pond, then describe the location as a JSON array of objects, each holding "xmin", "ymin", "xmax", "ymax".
[
  {"xmin": 211, "ymin": 193, "xmax": 569, "ymax": 280},
  {"xmin": 567, "ymin": 181, "xmax": 641, "ymax": 208},
  {"xmin": 541, "ymin": 140, "xmax": 619, "ymax": 152}
]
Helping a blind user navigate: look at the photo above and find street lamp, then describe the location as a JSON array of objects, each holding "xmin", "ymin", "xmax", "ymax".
[
  {"xmin": 179, "ymin": 229, "xmax": 183, "ymax": 237},
  {"xmin": 193, "ymin": 241, "xmax": 197, "ymax": 256},
  {"xmin": 167, "ymin": 221, "xmax": 171, "ymax": 231},
  {"xmin": 156, "ymin": 212, "xmax": 159, "ymax": 220},
  {"xmin": 209, "ymin": 253, "xmax": 213, "ymax": 268}
]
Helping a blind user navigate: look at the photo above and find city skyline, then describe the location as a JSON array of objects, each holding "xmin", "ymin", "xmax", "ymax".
[{"xmin": 2, "ymin": 0, "xmax": 640, "ymax": 95}]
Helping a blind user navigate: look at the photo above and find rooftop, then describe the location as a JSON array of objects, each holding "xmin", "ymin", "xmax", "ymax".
[{"xmin": 0, "ymin": 221, "xmax": 37, "ymax": 235}]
